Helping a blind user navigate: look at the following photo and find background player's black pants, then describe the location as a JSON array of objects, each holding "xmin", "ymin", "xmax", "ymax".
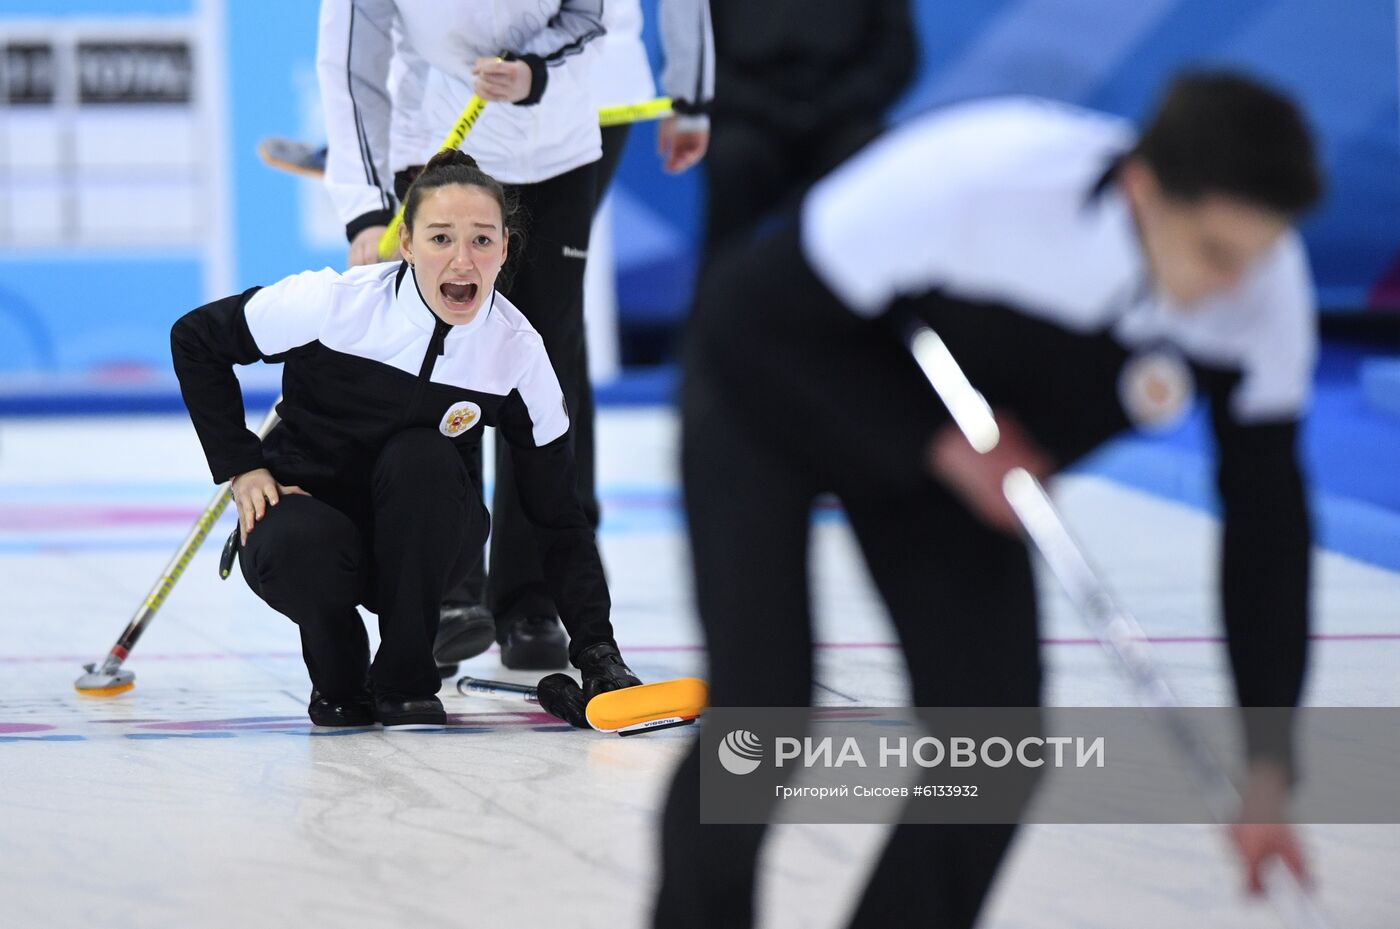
[
  {"xmin": 440, "ymin": 160, "xmax": 600, "ymax": 634},
  {"xmin": 596, "ymin": 124, "xmax": 631, "ymax": 207},
  {"xmin": 445, "ymin": 130, "xmax": 627, "ymax": 617},
  {"xmin": 653, "ymin": 230, "xmax": 1048, "ymax": 929},
  {"xmin": 240, "ymin": 429, "xmax": 486, "ymax": 700}
]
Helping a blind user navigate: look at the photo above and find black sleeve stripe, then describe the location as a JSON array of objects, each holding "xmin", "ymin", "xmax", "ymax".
[
  {"xmin": 346, "ymin": 6, "xmax": 370, "ymax": 186},
  {"xmin": 539, "ymin": 29, "xmax": 602, "ymax": 65},
  {"xmin": 540, "ymin": 0, "xmax": 606, "ymax": 66},
  {"xmin": 694, "ymin": 2, "xmax": 706, "ymax": 108}
]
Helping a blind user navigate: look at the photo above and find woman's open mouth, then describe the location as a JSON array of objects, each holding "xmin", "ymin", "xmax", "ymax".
[{"xmin": 440, "ymin": 281, "xmax": 478, "ymax": 308}]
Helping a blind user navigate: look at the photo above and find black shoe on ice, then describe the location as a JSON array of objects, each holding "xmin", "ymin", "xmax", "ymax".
[
  {"xmin": 374, "ymin": 695, "xmax": 446, "ymax": 731},
  {"xmin": 434, "ymin": 603, "xmax": 497, "ymax": 664},
  {"xmin": 307, "ymin": 691, "xmax": 375, "ymax": 728},
  {"xmin": 499, "ymin": 615, "xmax": 569, "ymax": 671}
]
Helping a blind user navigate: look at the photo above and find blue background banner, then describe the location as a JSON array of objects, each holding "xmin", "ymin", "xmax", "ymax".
[{"xmin": 0, "ymin": 0, "xmax": 1398, "ymax": 377}]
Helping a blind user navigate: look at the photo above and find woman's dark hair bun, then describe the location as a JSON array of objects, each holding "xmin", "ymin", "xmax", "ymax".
[
  {"xmin": 424, "ymin": 148, "xmax": 479, "ymax": 172},
  {"xmin": 400, "ymin": 146, "xmax": 526, "ymax": 289}
]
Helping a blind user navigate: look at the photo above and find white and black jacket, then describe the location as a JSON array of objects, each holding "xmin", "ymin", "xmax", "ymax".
[
  {"xmin": 801, "ymin": 98, "xmax": 1315, "ymax": 765},
  {"xmin": 318, "ymin": 0, "xmax": 606, "ymax": 240},
  {"xmin": 170, "ymin": 261, "xmax": 613, "ymax": 650}
]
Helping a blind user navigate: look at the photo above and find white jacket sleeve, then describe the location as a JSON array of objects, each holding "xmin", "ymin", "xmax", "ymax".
[
  {"xmin": 388, "ymin": 23, "xmax": 432, "ymax": 178},
  {"xmin": 317, "ymin": 0, "xmax": 398, "ymax": 240},
  {"xmin": 658, "ymin": 0, "xmax": 714, "ymax": 118}
]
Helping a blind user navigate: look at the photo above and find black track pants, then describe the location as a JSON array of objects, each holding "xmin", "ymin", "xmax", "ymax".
[
  {"xmin": 241, "ymin": 429, "xmax": 486, "ymax": 699},
  {"xmin": 596, "ymin": 123, "xmax": 631, "ymax": 208},
  {"xmin": 485, "ymin": 159, "xmax": 601, "ymax": 628},
  {"xmin": 442, "ymin": 160, "xmax": 601, "ymax": 628},
  {"xmin": 653, "ymin": 230, "xmax": 1043, "ymax": 929}
]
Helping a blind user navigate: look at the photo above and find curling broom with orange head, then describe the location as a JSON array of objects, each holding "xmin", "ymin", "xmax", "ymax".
[{"xmin": 458, "ymin": 673, "xmax": 707, "ymax": 735}]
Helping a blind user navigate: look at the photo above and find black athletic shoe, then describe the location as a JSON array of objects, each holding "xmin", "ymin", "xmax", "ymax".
[
  {"xmin": 307, "ymin": 691, "xmax": 375, "ymax": 728},
  {"xmin": 577, "ymin": 642, "xmax": 643, "ymax": 703},
  {"xmin": 374, "ymin": 694, "xmax": 446, "ymax": 730},
  {"xmin": 437, "ymin": 662, "xmax": 460, "ymax": 680},
  {"xmin": 434, "ymin": 603, "xmax": 496, "ymax": 664},
  {"xmin": 499, "ymin": 615, "xmax": 569, "ymax": 671}
]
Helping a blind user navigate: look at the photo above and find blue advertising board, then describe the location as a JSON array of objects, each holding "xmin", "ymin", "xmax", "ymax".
[{"xmin": 0, "ymin": 0, "xmax": 1397, "ymax": 381}]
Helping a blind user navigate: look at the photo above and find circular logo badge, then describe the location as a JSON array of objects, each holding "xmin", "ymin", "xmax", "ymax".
[
  {"xmin": 718, "ymin": 729, "xmax": 765, "ymax": 775},
  {"xmin": 1118, "ymin": 348, "xmax": 1194, "ymax": 431},
  {"xmin": 439, "ymin": 400, "xmax": 482, "ymax": 437}
]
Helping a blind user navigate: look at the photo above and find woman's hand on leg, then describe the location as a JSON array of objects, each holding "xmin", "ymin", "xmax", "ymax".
[{"xmin": 231, "ymin": 468, "xmax": 309, "ymax": 544}]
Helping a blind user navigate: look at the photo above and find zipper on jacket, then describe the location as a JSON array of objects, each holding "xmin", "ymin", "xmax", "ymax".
[{"xmin": 402, "ymin": 316, "xmax": 451, "ymax": 429}]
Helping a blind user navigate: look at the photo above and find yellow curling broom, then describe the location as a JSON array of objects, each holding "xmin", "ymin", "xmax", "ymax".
[
  {"xmin": 374, "ymin": 94, "xmax": 490, "ymax": 260},
  {"xmin": 458, "ymin": 673, "xmax": 707, "ymax": 736},
  {"xmin": 256, "ymin": 93, "xmax": 676, "ymax": 261},
  {"xmin": 596, "ymin": 95, "xmax": 672, "ymax": 128},
  {"xmin": 74, "ymin": 406, "xmax": 283, "ymax": 695},
  {"xmin": 257, "ymin": 97, "xmax": 675, "ymax": 186},
  {"xmin": 258, "ymin": 96, "xmax": 673, "ymax": 176}
]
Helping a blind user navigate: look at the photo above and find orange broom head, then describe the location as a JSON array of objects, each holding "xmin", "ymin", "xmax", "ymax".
[
  {"xmin": 75, "ymin": 681, "xmax": 135, "ymax": 697},
  {"xmin": 586, "ymin": 677, "xmax": 709, "ymax": 733}
]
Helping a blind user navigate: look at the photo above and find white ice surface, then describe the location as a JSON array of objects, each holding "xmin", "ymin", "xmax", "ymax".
[{"xmin": 0, "ymin": 410, "xmax": 1396, "ymax": 928}]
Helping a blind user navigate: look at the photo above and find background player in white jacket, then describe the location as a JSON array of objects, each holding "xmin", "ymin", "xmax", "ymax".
[{"xmin": 583, "ymin": 0, "xmax": 713, "ymax": 383}]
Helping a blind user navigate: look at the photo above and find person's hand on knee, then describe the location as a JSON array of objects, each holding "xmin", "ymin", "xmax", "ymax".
[{"xmin": 231, "ymin": 468, "xmax": 309, "ymax": 544}]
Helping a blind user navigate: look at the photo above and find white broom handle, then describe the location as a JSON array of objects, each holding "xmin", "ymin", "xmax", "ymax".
[{"xmin": 903, "ymin": 321, "xmax": 1330, "ymax": 929}]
